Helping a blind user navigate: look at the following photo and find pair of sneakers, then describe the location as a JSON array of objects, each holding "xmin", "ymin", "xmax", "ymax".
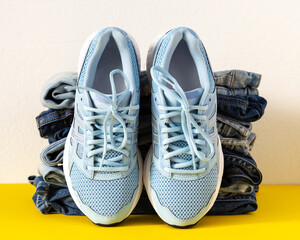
[{"xmin": 63, "ymin": 27, "xmax": 224, "ymax": 228}]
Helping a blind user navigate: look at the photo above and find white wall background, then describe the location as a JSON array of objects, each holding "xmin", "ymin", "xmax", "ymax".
[{"xmin": 0, "ymin": 0, "xmax": 299, "ymax": 184}]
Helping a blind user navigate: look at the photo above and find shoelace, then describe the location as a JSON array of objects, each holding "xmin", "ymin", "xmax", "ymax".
[
  {"xmin": 151, "ymin": 66, "xmax": 215, "ymax": 174},
  {"xmin": 67, "ymin": 69, "xmax": 139, "ymax": 172}
]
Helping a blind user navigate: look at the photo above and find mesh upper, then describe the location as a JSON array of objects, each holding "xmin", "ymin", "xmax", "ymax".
[
  {"xmin": 150, "ymin": 163, "xmax": 219, "ymax": 219},
  {"xmin": 171, "ymin": 122, "xmax": 191, "ymax": 161},
  {"xmin": 71, "ymin": 163, "xmax": 139, "ymax": 216}
]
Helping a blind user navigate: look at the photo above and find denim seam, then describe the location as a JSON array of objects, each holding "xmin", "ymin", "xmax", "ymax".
[
  {"xmin": 215, "ymin": 196, "xmax": 256, "ymax": 202},
  {"xmin": 225, "ymin": 155, "xmax": 258, "ymax": 170},
  {"xmin": 37, "ymin": 109, "xmax": 70, "ymax": 121},
  {"xmin": 221, "ymin": 138, "xmax": 249, "ymax": 145},
  {"xmin": 41, "ymin": 183, "xmax": 51, "ymax": 214},
  {"xmin": 37, "ymin": 111, "xmax": 73, "ymax": 128},
  {"xmin": 37, "ymin": 110, "xmax": 73, "ymax": 126},
  {"xmin": 217, "ymin": 117, "xmax": 250, "ymax": 136},
  {"xmin": 225, "ymin": 155, "xmax": 262, "ymax": 185},
  {"xmin": 218, "ymin": 95, "xmax": 248, "ymax": 102},
  {"xmin": 217, "ymin": 99, "xmax": 248, "ymax": 109},
  {"xmin": 217, "ymin": 95, "xmax": 249, "ymax": 105}
]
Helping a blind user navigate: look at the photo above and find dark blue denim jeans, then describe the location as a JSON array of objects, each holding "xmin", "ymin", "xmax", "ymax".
[
  {"xmin": 36, "ymin": 109, "xmax": 74, "ymax": 139},
  {"xmin": 221, "ymin": 148, "xmax": 262, "ymax": 187},
  {"xmin": 208, "ymin": 189, "xmax": 258, "ymax": 215},
  {"xmin": 29, "ymin": 175, "xmax": 83, "ymax": 215},
  {"xmin": 217, "ymin": 94, "xmax": 267, "ymax": 122},
  {"xmin": 48, "ymin": 127, "xmax": 70, "ymax": 144}
]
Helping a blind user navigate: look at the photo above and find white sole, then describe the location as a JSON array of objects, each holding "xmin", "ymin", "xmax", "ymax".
[
  {"xmin": 144, "ymin": 31, "xmax": 224, "ymax": 227},
  {"xmin": 63, "ymin": 28, "xmax": 143, "ymax": 225}
]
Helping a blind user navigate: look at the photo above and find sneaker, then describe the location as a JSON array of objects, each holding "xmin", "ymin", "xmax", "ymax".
[
  {"xmin": 63, "ymin": 27, "xmax": 143, "ymax": 226},
  {"xmin": 144, "ymin": 27, "xmax": 224, "ymax": 227}
]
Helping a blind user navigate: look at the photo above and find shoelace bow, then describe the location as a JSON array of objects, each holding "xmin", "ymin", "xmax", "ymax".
[
  {"xmin": 67, "ymin": 69, "xmax": 139, "ymax": 172},
  {"xmin": 151, "ymin": 66, "xmax": 215, "ymax": 174}
]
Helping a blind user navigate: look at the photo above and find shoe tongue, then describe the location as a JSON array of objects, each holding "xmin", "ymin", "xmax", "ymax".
[
  {"xmin": 164, "ymin": 88, "xmax": 204, "ymax": 106},
  {"xmin": 89, "ymin": 90, "xmax": 131, "ymax": 109},
  {"xmin": 163, "ymin": 88, "xmax": 204, "ymax": 123}
]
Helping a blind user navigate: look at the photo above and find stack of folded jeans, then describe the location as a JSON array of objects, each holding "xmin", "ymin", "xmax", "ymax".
[
  {"xmin": 29, "ymin": 72, "xmax": 83, "ymax": 215},
  {"xmin": 29, "ymin": 69, "xmax": 266, "ymax": 216},
  {"xmin": 208, "ymin": 70, "xmax": 266, "ymax": 215}
]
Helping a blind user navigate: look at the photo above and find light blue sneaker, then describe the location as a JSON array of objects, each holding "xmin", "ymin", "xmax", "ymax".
[
  {"xmin": 63, "ymin": 27, "xmax": 143, "ymax": 226},
  {"xmin": 144, "ymin": 27, "xmax": 224, "ymax": 227}
]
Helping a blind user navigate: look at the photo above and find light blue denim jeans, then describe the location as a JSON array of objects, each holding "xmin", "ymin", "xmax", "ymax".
[
  {"xmin": 38, "ymin": 163, "xmax": 66, "ymax": 187},
  {"xmin": 40, "ymin": 72, "xmax": 77, "ymax": 109},
  {"xmin": 40, "ymin": 138, "xmax": 66, "ymax": 166}
]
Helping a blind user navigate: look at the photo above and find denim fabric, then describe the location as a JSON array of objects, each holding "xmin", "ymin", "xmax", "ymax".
[
  {"xmin": 38, "ymin": 163, "xmax": 66, "ymax": 187},
  {"xmin": 218, "ymin": 114, "xmax": 256, "ymax": 155},
  {"xmin": 40, "ymin": 72, "xmax": 77, "ymax": 109},
  {"xmin": 36, "ymin": 109, "xmax": 74, "ymax": 138},
  {"xmin": 29, "ymin": 175, "xmax": 83, "ymax": 215},
  {"xmin": 214, "ymin": 70, "xmax": 261, "ymax": 89},
  {"xmin": 219, "ymin": 182, "xmax": 254, "ymax": 195},
  {"xmin": 217, "ymin": 94, "xmax": 267, "ymax": 122},
  {"xmin": 207, "ymin": 188, "xmax": 258, "ymax": 215},
  {"xmin": 48, "ymin": 127, "xmax": 70, "ymax": 144},
  {"xmin": 216, "ymin": 86, "xmax": 258, "ymax": 97},
  {"xmin": 217, "ymin": 114, "xmax": 252, "ymax": 139},
  {"xmin": 220, "ymin": 132, "xmax": 256, "ymax": 155},
  {"xmin": 40, "ymin": 138, "xmax": 66, "ymax": 166},
  {"xmin": 221, "ymin": 148, "xmax": 262, "ymax": 187}
]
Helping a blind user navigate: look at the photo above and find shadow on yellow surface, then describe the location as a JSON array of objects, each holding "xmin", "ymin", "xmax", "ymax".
[{"xmin": 0, "ymin": 184, "xmax": 299, "ymax": 239}]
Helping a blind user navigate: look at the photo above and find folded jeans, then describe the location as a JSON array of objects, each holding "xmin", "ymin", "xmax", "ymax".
[
  {"xmin": 38, "ymin": 163, "xmax": 67, "ymax": 187},
  {"xmin": 36, "ymin": 108, "xmax": 74, "ymax": 138},
  {"xmin": 221, "ymin": 148, "xmax": 263, "ymax": 187},
  {"xmin": 220, "ymin": 132, "xmax": 256, "ymax": 155},
  {"xmin": 40, "ymin": 72, "xmax": 77, "ymax": 109},
  {"xmin": 40, "ymin": 138, "xmax": 66, "ymax": 166},
  {"xmin": 217, "ymin": 114, "xmax": 253, "ymax": 139},
  {"xmin": 217, "ymin": 94, "xmax": 267, "ymax": 122},
  {"xmin": 29, "ymin": 176, "xmax": 83, "ymax": 216},
  {"xmin": 207, "ymin": 188, "xmax": 258, "ymax": 215},
  {"xmin": 214, "ymin": 69, "xmax": 261, "ymax": 89},
  {"xmin": 216, "ymin": 86, "xmax": 258, "ymax": 96}
]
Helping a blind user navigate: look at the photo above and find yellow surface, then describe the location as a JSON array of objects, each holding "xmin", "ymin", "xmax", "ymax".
[{"xmin": 0, "ymin": 184, "xmax": 299, "ymax": 239}]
